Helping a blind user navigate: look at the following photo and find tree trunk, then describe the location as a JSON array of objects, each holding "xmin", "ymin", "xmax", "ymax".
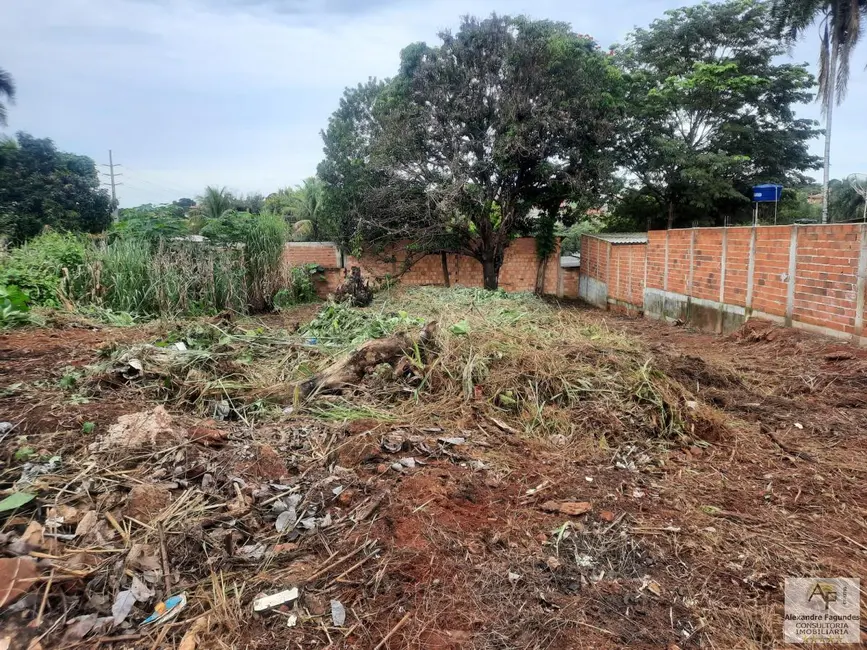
[
  {"xmin": 440, "ymin": 252, "xmax": 450, "ymax": 287},
  {"xmin": 482, "ymin": 259, "xmax": 499, "ymax": 290},
  {"xmin": 667, "ymin": 201, "xmax": 675, "ymax": 230},
  {"xmin": 534, "ymin": 256, "xmax": 548, "ymax": 295},
  {"xmin": 821, "ymin": 51, "xmax": 836, "ymax": 225}
]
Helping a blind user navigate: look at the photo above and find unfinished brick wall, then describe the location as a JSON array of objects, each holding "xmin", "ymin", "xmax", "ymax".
[
  {"xmin": 284, "ymin": 237, "xmax": 566, "ymax": 297},
  {"xmin": 580, "ymin": 224, "xmax": 867, "ymax": 343}
]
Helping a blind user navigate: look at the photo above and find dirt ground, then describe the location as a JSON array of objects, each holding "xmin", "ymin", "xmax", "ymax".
[{"xmin": 1, "ymin": 299, "xmax": 865, "ymax": 650}]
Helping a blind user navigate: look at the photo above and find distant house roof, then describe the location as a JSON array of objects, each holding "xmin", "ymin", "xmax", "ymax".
[
  {"xmin": 587, "ymin": 232, "xmax": 648, "ymax": 245},
  {"xmin": 560, "ymin": 254, "xmax": 581, "ymax": 268}
]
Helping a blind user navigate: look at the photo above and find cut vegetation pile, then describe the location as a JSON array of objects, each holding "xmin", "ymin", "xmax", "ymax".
[
  {"xmin": 1, "ymin": 287, "xmax": 864, "ymax": 650},
  {"xmin": 90, "ymin": 287, "xmax": 723, "ymax": 444}
]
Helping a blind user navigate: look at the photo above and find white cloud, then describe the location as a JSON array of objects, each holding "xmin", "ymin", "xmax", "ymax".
[{"xmin": 0, "ymin": 0, "xmax": 864, "ymax": 207}]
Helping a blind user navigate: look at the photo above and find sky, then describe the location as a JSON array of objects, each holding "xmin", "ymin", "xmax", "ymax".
[{"xmin": 0, "ymin": 0, "xmax": 865, "ymax": 207}]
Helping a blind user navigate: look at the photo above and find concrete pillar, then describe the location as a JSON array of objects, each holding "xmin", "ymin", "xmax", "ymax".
[{"xmin": 746, "ymin": 227, "xmax": 757, "ymax": 317}]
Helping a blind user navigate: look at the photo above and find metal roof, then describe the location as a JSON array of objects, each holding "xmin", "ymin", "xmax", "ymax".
[
  {"xmin": 560, "ymin": 254, "xmax": 581, "ymax": 268},
  {"xmin": 587, "ymin": 232, "xmax": 648, "ymax": 245}
]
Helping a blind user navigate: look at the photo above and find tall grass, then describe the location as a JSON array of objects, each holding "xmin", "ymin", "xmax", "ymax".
[
  {"xmin": 74, "ymin": 214, "xmax": 286, "ymax": 317},
  {"xmin": 243, "ymin": 212, "xmax": 286, "ymax": 312}
]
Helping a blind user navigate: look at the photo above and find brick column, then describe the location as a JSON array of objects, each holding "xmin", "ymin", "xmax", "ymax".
[
  {"xmin": 785, "ymin": 225, "xmax": 799, "ymax": 327},
  {"xmin": 855, "ymin": 224, "xmax": 867, "ymax": 340}
]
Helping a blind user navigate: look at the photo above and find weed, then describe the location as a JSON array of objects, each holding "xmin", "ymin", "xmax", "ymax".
[
  {"xmin": 0, "ymin": 284, "xmax": 32, "ymax": 328},
  {"xmin": 82, "ymin": 422, "xmax": 95, "ymax": 434},
  {"xmin": 14, "ymin": 446, "xmax": 35, "ymax": 462}
]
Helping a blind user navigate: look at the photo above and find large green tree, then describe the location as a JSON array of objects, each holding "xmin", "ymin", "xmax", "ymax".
[
  {"xmin": 772, "ymin": 0, "xmax": 866, "ymax": 223},
  {"xmin": 616, "ymin": 0, "xmax": 821, "ymax": 230},
  {"xmin": 318, "ymin": 79, "xmax": 430, "ymax": 254},
  {"xmin": 0, "ymin": 133, "xmax": 112, "ymax": 243},
  {"xmin": 0, "ymin": 67, "xmax": 15, "ymax": 127},
  {"xmin": 320, "ymin": 16, "xmax": 622, "ymax": 289}
]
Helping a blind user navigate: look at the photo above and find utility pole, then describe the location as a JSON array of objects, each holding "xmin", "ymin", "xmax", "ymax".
[{"xmin": 101, "ymin": 150, "xmax": 122, "ymax": 222}]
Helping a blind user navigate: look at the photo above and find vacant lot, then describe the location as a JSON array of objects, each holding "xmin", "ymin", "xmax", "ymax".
[{"xmin": 1, "ymin": 287, "xmax": 865, "ymax": 649}]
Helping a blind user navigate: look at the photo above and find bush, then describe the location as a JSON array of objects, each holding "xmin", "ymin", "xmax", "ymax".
[
  {"xmin": 0, "ymin": 284, "xmax": 33, "ymax": 328},
  {"xmin": 274, "ymin": 264, "xmax": 321, "ymax": 309},
  {"xmin": 0, "ymin": 232, "xmax": 86, "ymax": 306}
]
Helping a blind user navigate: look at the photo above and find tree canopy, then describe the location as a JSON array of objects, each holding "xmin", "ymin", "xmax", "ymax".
[
  {"xmin": 615, "ymin": 0, "xmax": 822, "ymax": 230},
  {"xmin": 320, "ymin": 15, "xmax": 623, "ymax": 288},
  {"xmin": 0, "ymin": 132, "xmax": 113, "ymax": 243}
]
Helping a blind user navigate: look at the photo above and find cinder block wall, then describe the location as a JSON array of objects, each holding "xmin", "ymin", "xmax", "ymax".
[
  {"xmin": 283, "ymin": 238, "xmax": 568, "ymax": 297},
  {"xmin": 579, "ymin": 224, "xmax": 867, "ymax": 344}
]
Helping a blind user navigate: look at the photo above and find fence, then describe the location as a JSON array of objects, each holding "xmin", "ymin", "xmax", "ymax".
[
  {"xmin": 282, "ymin": 238, "xmax": 581, "ymax": 298},
  {"xmin": 579, "ymin": 224, "xmax": 867, "ymax": 345}
]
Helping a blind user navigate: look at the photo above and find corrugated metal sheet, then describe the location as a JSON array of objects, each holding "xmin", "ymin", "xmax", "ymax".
[
  {"xmin": 560, "ymin": 255, "xmax": 581, "ymax": 268},
  {"xmin": 587, "ymin": 232, "xmax": 648, "ymax": 245}
]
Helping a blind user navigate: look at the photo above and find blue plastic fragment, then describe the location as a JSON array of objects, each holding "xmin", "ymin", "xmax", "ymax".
[{"xmin": 141, "ymin": 592, "xmax": 187, "ymax": 626}]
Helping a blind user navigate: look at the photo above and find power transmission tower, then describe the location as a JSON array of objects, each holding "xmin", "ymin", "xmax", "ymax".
[{"xmin": 101, "ymin": 150, "xmax": 123, "ymax": 221}]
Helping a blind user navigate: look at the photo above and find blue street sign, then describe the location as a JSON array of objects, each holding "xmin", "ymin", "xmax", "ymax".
[{"xmin": 753, "ymin": 184, "xmax": 783, "ymax": 202}]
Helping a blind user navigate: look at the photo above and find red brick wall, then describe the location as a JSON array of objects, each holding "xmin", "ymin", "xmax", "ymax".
[
  {"xmin": 794, "ymin": 224, "xmax": 862, "ymax": 334},
  {"xmin": 666, "ymin": 230, "xmax": 692, "ymax": 295},
  {"xmin": 722, "ymin": 228, "xmax": 751, "ymax": 305},
  {"xmin": 579, "ymin": 224, "xmax": 867, "ymax": 341},
  {"xmin": 751, "ymin": 226, "xmax": 792, "ymax": 316},
  {"xmin": 580, "ymin": 236, "xmax": 609, "ymax": 285},
  {"xmin": 284, "ymin": 238, "xmax": 564, "ymax": 296},
  {"xmin": 608, "ymin": 244, "xmax": 647, "ymax": 307}
]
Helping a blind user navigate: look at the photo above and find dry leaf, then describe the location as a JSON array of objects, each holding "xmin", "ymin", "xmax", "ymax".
[
  {"xmin": 62, "ymin": 615, "xmax": 98, "ymax": 643},
  {"xmin": 75, "ymin": 511, "xmax": 98, "ymax": 537},
  {"xmin": 130, "ymin": 576, "xmax": 155, "ymax": 602},
  {"xmin": 112, "ymin": 590, "xmax": 136, "ymax": 625},
  {"xmin": 178, "ymin": 616, "xmax": 209, "ymax": 650},
  {"xmin": 20, "ymin": 521, "xmax": 44, "ymax": 548},
  {"xmin": 127, "ymin": 544, "xmax": 161, "ymax": 572},
  {"xmin": 0, "ymin": 557, "xmax": 39, "ymax": 609}
]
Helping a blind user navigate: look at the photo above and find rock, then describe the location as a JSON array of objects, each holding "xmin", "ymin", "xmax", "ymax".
[
  {"xmin": 188, "ymin": 425, "xmax": 228, "ymax": 447},
  {"xmin": 689, "ymin": 446, "xmax": 703, "ymax": 458},
  {"xmin": 0, "ymin": 557, "xmax": 39, "ymax": 609},
  {"xmin": 599, "ymin": 510, "xmax": 616, "ymax": 523},
  {"xmin": 540, "ymin": 501, "xmax": 592, "ymax": 516},
  {"xmin": 93, "ymin": 406, "xmax": 182, "ymax": 453},
  {"xmin": 241, "ymin": 444, "xmax": 289, "ymax": 481},
  {"xmin": 376, "ymin": 464, "xmax": 389, "ymax": 474},
  {"xmin": 0, "ymin": 422, "xmax": 12, "ymax": 435},
  {"xmin": 124, "ymin": 484, "xmax": 172, "ymax": 522}
]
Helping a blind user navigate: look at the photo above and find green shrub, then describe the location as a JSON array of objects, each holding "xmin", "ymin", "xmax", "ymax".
[
  {"xmin": 0, "ymin": 284, "xmax": 33, "ymax": 329},
  {"xmin": 0, "ymin": 232, "xmax": 86, "ymax": 306},
  {"xmin": 274, "ymin": 264, "xmax": 321, "ymax": 309}
]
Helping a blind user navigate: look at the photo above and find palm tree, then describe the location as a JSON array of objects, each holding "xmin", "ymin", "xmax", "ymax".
[
  {"xmin": 772, "ymin": 1, "xmax": 867, "ymax": 223},
  {"xmin": 198, "ymin": 186, "xmax": 234, "ymax": 221},
  {"xmin": 0, "ymin": 67, "xmax": 16, "ymax": 127},
  {"xmin": 291, "ymin": 177, "xmax": 326, "ymax": 240}
]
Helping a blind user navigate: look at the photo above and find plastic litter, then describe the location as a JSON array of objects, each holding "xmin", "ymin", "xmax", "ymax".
[
  {"xmin": 141, "ymin": 593, "xmax": 188, "ymax": 626},
  {"xmin": 252, "ymin": 587, "xmax": 299, "ymax": 612},
  {"xmin": 331, "ymin": 600, "xmax": 346, "ymax": 626}
]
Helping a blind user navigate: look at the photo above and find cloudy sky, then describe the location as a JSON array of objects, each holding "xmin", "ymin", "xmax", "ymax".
[{"xmin": 1, "ymin": 0, "xmax": 864, "ymax": 207}]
